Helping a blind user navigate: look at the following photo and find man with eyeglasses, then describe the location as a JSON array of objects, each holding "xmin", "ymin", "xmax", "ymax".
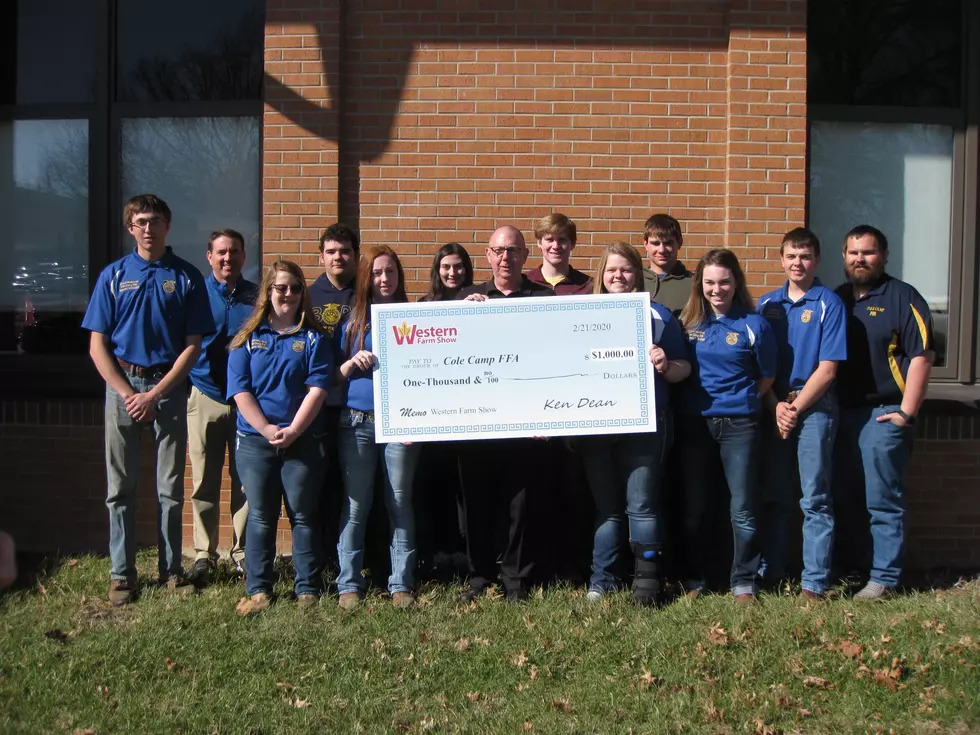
[
  {"xmin": 641, "ymin": 213, "xmax": 693, "ymax": 316},
  {"xmin": 455, "ymin": 226, "xmax": 553, "ymax": 603},
  {"xmin": 82, "ymin": 194, "xmax": 215, "ymax": 606},
  {"xmin": 186, "ymin": 229, "xmax": 259, "ymax": 588},
  {"xmin": 525, "ymin": 213, "xmax": 593, "ymax": 295}
]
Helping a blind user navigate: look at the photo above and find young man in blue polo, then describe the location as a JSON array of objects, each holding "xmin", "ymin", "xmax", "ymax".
[
  {"xmin": 83, "ymin": 194, "xmax": 214, "ymax": 606},
  {"xmin": 834, "ymin": 225, "xmax": 933, "ymax": 600},
  {"xmin": 757, "ymin": 228, "xmax": 847, "ymax": 600},
  {"xmin": 186, "ymin": 229, "xmax": 258, "ymax": 586}
]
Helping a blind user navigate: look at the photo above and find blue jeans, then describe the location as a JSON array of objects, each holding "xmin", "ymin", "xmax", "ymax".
[
  {"xmin": 759, "ymin": 393, "xmax": 838, "ymax": 595},
  {"xmin": 837, "ymin": 404, "xmax": 915, "ymax": 588},
  {"xmin": 235, "ymin": 430, "xmax": 325, "ymax": 597},
  {"xmin": 337, "ymin": 409, "xmax": 420, "ymax": 595},
  {"xmin": 104, "ymin": 376, "xmax": 187, "ymax": 582},
  {"xmin": 679, "ymin": 414, "xmax": 761, "ymax": 596},
  {"xmin": 580, "ymin": 414, "xmax": 670, "ymax": 592}
]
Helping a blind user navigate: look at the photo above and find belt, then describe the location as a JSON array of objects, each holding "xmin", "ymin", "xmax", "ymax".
[
  {"xmin": 784, "ymin": 390, "xmax": 798, "ymax": 403},
  {"xmin": 116, "ymin": 357, "xmax": 173, "ymax": 378},
  {"xmin": 344, "ymin": 408, "xmax": 375, "ymax": 426}
]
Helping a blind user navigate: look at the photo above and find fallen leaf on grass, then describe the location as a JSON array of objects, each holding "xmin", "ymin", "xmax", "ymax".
[
  {"xmin": 522, "ymin": 723, "xmax": 533, "ymax": 732},
  {"xmin": 705, "ymin": 704, "xmax": 724, "ymax": 723},
  {"xmin": 708, "ymin": 623, "xmax": 730, "ymax": 646},
  {"xmin": 635, "ymin": 666, "xmax": 663, "ymax": 690},
  {"xmin": 880, "ymin": 633, "xmax": 893, "ymax": 643},
  {"xmin": 163, "ymin": 657, "xmax": 179, "ymax": 672},
  {"xmin": 71, "ymin": 729, "xmax": 95, "ymax": 735},
  {"xmin": 551, "ymin": 698, "xmax": 572, "ymax": 712},
  {"xmin": 798, "ymin": 708, "xmax": 812, "ymax": 718},
  {"xmin": 466, "ymin": 692, "xmax": 481, "ymax": 702},
  {"xmin": 286, "ymin": 695, "xmax": 310, "ymax": 709},
  {"xmin": 529, "ymin": 665, "xmax": 539, "ymax": 681},
  {"xmin": 837, "ymin": 640, "xmax": 863, "ymax": 659},
  {"xmin": 776, "ymin": 695, "xmax": 792, "ymax": 709},
  {"xmin": 454, "ymin": 638, "xmax": 471, "ymax": 652},
  {"xmin": 67, "ymin": 559, "xmax": 80, "ymax": 568},
  {"xmin": 753, "ymin": 718, "xmax": 778, "ymax": 734},
  {"xmin": 276, "ymin": 681, "xmax": 295, "ymax": 691},
  {"xmin": 512, "ymin": 650, "xmax": 528, "ymax": 668},
  {"xmin": 802, "ymin": 676, "xmax": 833, "ymax": 690},
  {"xmin": 472, "ymin": 637, "xmax": 490, "ymax": 647}
]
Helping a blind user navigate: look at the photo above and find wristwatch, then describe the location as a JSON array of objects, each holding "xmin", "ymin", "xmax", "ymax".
[{"xmin": 896, "ymin": 409, "xmax": 916, "ymax": 426}]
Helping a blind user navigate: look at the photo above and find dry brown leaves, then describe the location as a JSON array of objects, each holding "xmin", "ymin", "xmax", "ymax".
[
  {"xmin": 707, "ymin": 623, "xmax": 730, "ymax": 647},
  {"xmin": 802, "ymin": 675, "xmax": 833, "ymax": 690}
]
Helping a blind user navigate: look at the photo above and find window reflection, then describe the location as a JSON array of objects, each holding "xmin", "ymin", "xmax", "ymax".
[
  {"xmin": 120, "ymin": 117, "xmax": 260, "ymax": 282},
  {"xmin": 809, "ymin": 0, "xmax": 962, "ymax": 108},
  {"xmin": 0, "ymin": 120, "xmax": 90, "ymax": 354},
  {"xmin": 809, "ymin": 121, "xmax": 953, "ymax": 367},
  {"xmin": 116, "ymin": 0, "xmax": 264, "ymax": 102}
]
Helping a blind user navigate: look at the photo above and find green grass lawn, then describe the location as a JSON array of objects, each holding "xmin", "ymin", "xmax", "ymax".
[{"xmin": 1, "ymin": 554, "xmax": 978, "ymax": 734}]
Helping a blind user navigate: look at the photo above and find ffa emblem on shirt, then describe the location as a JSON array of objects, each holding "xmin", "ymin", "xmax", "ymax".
[
  {"xmin": 867, "ymin": 306, "xmax": 885, "ymax": 317},
  {"xmin": 162, "ymin": 280, "xmax": 176, "ymax": 294},
  {"xmin": 292, "ymin": 340, "xmax": 305, "ymax": 353},
  {"xmin": 801, "ymin": 309, "xmax": 813, "ymax": 324},
  {"xmin": 725, "ymin": 332, "xmax": 739, "ymax": 346}
]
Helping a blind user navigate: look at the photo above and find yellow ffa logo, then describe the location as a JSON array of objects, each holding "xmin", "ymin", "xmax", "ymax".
[
  {"xmin": 162, "ymin": 280, "xmax": 176, "ymax": 294},
  {"xmin": 725, "ymin": 332, "xmax": 739, "ymax": 346},
  {"xmin": 801, "ymin": 309, "xmax": 813, "ymax": 324},
  {"xmin": 292, "ymin": 340, "xmax": 305, "ymax": 353},
  {"xmin": 867, "ymin": 306, "xmax": 885, "ymax": 317}
]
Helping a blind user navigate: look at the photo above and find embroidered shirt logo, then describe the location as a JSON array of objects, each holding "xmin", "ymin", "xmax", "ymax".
[
  {"xmin": 725, "ymin": 332, "xmax": 739, "ymax": 346},
  {"xmin": 686, "ymin": 329, "xmax": 705, "ymax": 342},
  {"xmin": 867, "ymin": 305, "xmax": 885, "ymax": 317},
  {"xmin": 250, "ymin": 338, "xmax": 268, "ymax": 350},
  {"xmin": 162, "ymin": 280, "xmax": 176, "ymax": 294},
  {"xmin": 119, "ymin": 280, "xmax": 139, "ymax": 293},
  {"xmin": 801, "ymin": 309, "xmax": 813, "ymax": 323},
  {"xmin": 292, "ymin": 340, "xmax": 305, "ymax": 353}
]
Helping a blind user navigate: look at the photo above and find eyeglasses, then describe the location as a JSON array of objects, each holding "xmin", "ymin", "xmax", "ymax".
[
  {"xmin": 129, "ymin": 216, "xmax": 167, "ymax": 230},
  {"xmin": 271, "ymin": 283, "xmax": 304, "ymax": 295},
  {"xmin": 488, "ymin": 247, "xmax": 525, "ymax": 258}
]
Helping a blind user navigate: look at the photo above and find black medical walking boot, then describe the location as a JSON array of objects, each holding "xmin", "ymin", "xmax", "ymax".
[{"xmin": 631, "ymin": 543, "xmax": 666, "ymax": 608}]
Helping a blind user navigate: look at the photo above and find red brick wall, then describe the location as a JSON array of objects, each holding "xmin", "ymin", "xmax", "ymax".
[{"xmin": 262, "ymin": 0, "xmax": 805, "ymax": 295}]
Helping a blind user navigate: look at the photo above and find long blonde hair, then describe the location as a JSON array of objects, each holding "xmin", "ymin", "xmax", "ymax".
[
  {"xmin": 593, "ymin": 242, "xmax": 644, "ymax": 294},
  {"xmin": 229, "ymin": 260, "xmax": 322, "ymax": 348},
  {"xmin": 345, "ymin": 245, "xmax": 409, "ymax": 356},
  {"xmin": 680, "ymin": 248, "xmax": 755, "ymax": 329}
]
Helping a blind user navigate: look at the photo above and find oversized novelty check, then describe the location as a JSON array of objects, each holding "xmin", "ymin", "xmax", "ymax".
[{"xmin": 371, "ymin": 292, "xmax": 655, "ymax": 442}]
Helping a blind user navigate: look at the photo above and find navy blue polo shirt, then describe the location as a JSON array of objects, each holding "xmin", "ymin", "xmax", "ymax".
[
  {"xmin": 339, "ymin": 322, "xmax": 376, "ymax": 412},
  {"xmin": 82, "ymin": 247, "xmax": 215, "ymax": 367},
  {"xmin": 226, "ymin": 322, "xmax": 334, "ymax": 435},
  {"xmin": 189, "ymin": 274, "xmax": 259, "ymax": 403},
  {"xmin": 682, "ymin": 305, "xmax": 778, "ymax": 417},
  {"xmin": 757, "ymin": 279, "xmax": 847, "ymax": 398},
  {"xmin": 650, "ymin": 302, "xmax": 687, "ymax": 410},
  {"xmin": 834, "ymin": 275, "xmax": 934, "ymax": 409}
]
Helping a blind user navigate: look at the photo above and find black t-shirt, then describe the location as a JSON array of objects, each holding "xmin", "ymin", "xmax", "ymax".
[{"xmin": 456, "ymin": 276, "xmax": 555, "ymax": 300}]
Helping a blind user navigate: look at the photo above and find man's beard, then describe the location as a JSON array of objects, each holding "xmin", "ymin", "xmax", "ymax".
[{"xmin": 844, "ymin": 263, "xmax": 884, "ymax": 286}]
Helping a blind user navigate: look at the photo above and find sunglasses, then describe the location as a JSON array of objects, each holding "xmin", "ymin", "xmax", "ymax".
[{"xmin": 271, "ymin": 283, "xmax": 304, "ymax": 295}]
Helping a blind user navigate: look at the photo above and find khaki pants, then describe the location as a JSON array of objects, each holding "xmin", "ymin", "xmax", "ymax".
[{"xmin": 187, "ymin": 386, "xmax": 247, "ymax": 563}]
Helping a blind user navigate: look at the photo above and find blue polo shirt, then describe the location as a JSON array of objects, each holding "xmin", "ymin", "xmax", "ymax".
[
  {"xmin": 834, "ymin": 275, "xmax": 934, "ymax": 409},
  {"xmin": 757, "ymin": 279, "xmax": 847, "ymax": 398},
  {"xmin": 82, "ymin": 247, "xmax": 215, "ymax": 367},
  {"xmin": 226, "ymin": 322, "xmax": 334, "ymax": 435},
  {"xmin": 189, "ymin": 275, "xmax": 259, "ymax": 403},
  {"xmin": 682, "ymin": 305, "xmax": 778, "ymax": 417},
  {"xmin": 339, "ymin": 322, "xmax": 375, "ymax": 412},
  {"xmin": 650, "ymin": 302, "xmax": 687, "ymax": 410}
]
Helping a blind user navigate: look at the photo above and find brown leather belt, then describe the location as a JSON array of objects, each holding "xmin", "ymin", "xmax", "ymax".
[
  {"xmin": 116, "ymin": 357, "xmax": 172, "ymax": 378},
  {"xmin": 784, "ymin": 390, "xmax": 798, "ymax": 403}
]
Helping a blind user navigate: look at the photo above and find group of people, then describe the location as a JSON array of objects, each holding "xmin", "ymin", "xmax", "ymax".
[{"xmin": 82, "ymin": 194, "xmax": 934, "ymax": 614}]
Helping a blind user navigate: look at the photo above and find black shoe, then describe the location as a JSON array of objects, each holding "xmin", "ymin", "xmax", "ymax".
[
  {"xmin": 456, "ymin": 584, "xmax": 486, "ymax": 604},
  {"xmin": 505, "ymin": 586, "xmax": 529, "ymax": 604},
  {"xmin": 189, "ymin": 559, "xmax": 213, "ymax": 588}
]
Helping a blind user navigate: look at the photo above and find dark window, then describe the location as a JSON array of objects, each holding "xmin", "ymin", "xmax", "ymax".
[
  {"xmin": 116, "ymin": 0, "xmax": 265, "ymax": 102},
  {"xmin": 809, "ymin": 0, "xmax": 963, "ymax": 108},
  {"xmin": 1, "ymin": 0, "xmax": 98, "ymax": 105}
]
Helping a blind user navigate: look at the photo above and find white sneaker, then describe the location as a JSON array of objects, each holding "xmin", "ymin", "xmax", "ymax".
[
  {"xmin": 854, "ymin": 581, "xmax": 890, "ymax": 600},
  {"xmin": 585, "ymin": 589, "xmax": 604, "ymax": 604}
]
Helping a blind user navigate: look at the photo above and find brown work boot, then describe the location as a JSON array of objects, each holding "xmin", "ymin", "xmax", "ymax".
[
  {"xmin": 236, "ymin": 593, "xmax": 271, "ymax": 617},
  {"xmin": 734, "ymin": 593, "xmax": 757, "ymax": 606},
  {"xmin": 108, "ymin": 579, "xmax": 136, "ymax": 607},
  {"xmin": 392, "ymin": 592, "xmax": 416, "ymax": 609},
  {"xmin": 338, "ymin": 592, "xmax": 360, "ymax": 611},
  {"xmin": 801, "ymin": 589, "xmax": 824, "ymax": 602},
  {"xmin": 162, "ymin": 573, "xmax": 196, "ymax": 598},
  {"xmin": 296, "ymin": 594, "xmax": 318, "ymax": 610}
]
